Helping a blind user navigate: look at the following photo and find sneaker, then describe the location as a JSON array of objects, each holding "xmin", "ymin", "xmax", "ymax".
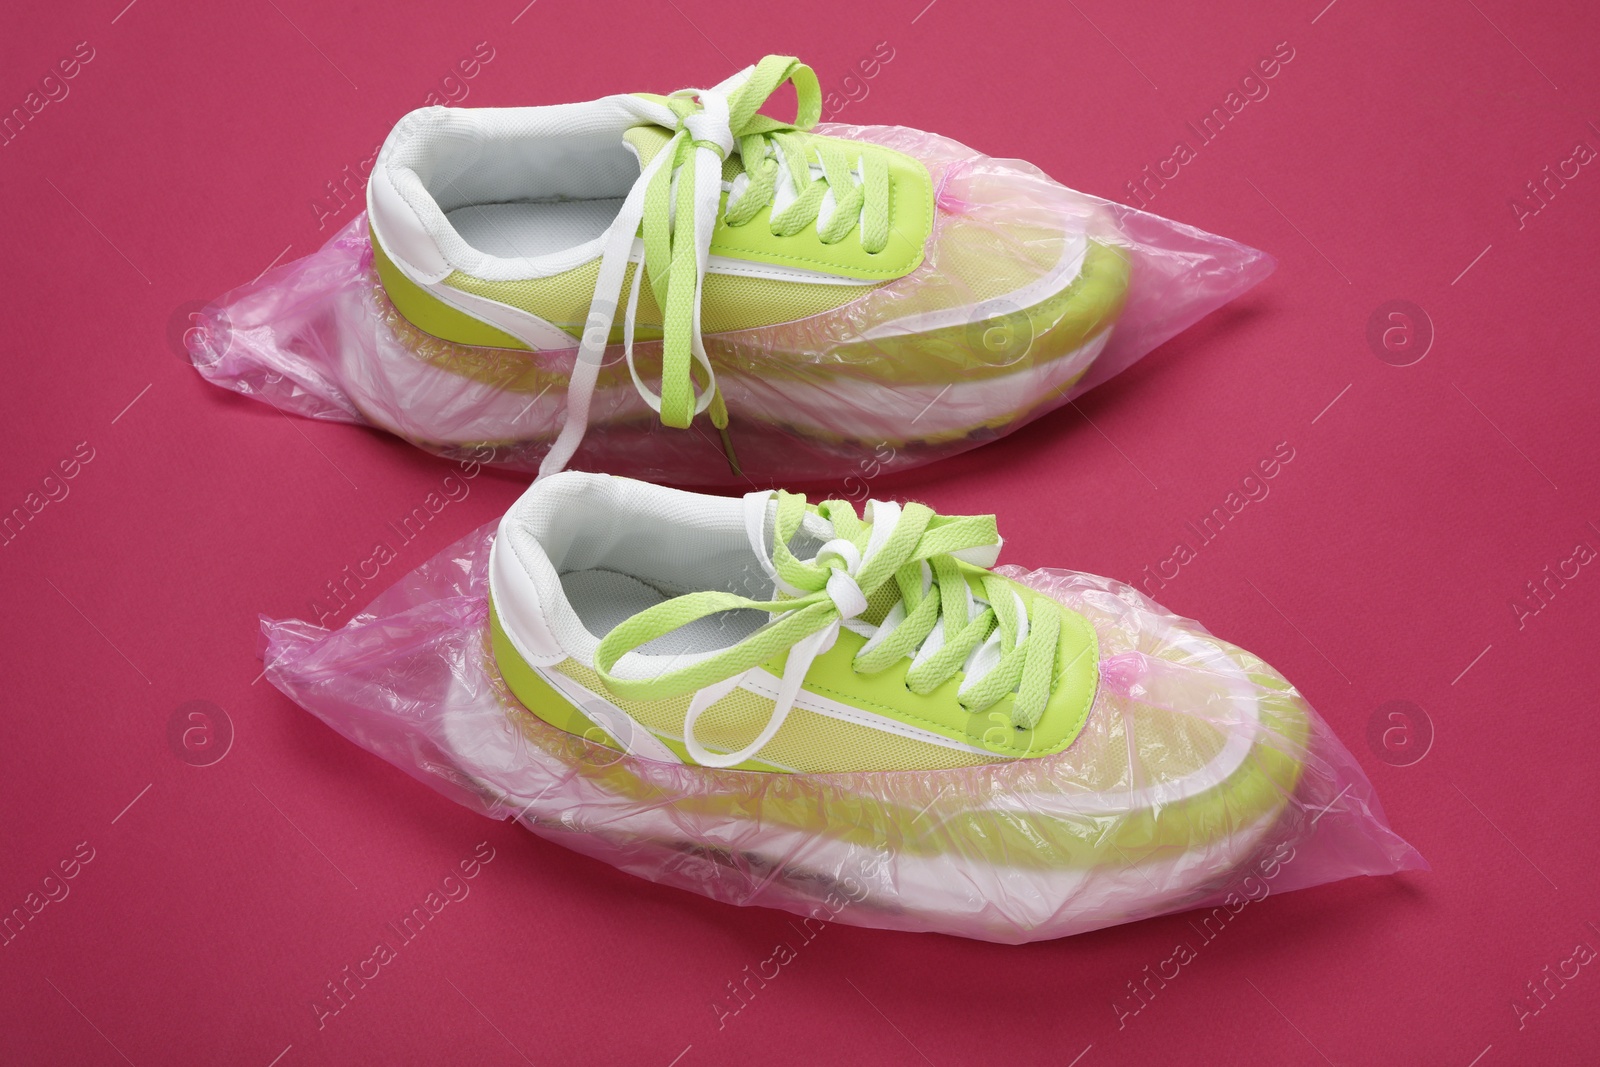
[
  {"xmin": 476, "ymin": 472, "xmax": 1310, "ymax": 931},
  {"xmin": 364, "ymin": 55, "xmax": 1130, "ymax": 475}
]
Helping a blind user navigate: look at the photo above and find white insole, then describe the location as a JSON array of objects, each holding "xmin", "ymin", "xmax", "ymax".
[
  {"xmin": 561, "ymin": 569, "xmax": 766, "ymax": 657},
  {"xmin": 447, "ymin": 199, "xmax": 624, "ymax": 259}
]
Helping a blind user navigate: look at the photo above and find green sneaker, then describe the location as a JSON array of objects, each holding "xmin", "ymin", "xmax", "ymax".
[
  {"xmin": 362, "ymin": 55, "xmax": 1130, "ymax": 472},
  {"xmin": 477, "ymin": 472, "xmax": 1309, "ymax": 931}
]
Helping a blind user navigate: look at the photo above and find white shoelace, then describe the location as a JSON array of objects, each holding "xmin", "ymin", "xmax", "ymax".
[
  {"xmin": 536, "ymin": 67, "xmax": 754, "ymax": 481},
  {"xmin": 678, "ymin": 494, "xmax": 1011, "ymax": 769}
]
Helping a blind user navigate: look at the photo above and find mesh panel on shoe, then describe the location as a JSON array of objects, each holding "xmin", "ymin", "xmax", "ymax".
[
  {"xmin": 446, "ymin": 261, "xmax": 873, "ymax": 335},
  {"xmin": 1042, "ymin": 696, "xmax": 1133, "ymax": 795},
  {"xmin": 554, "ymin": 661, "xmax": 997, "ymax": 773},
  {"xmin": 1131, "ymin": 706, "xmax": 1228, "ymax": 785},
  {"xmin": 932, "ymin": 217, "xmax": 1061, "ymax": 302},
  {"xmin": 556, "ymin": 658, "xmax": 697, "ymax": 734},
  {"xmin": 446, "ymin": 260, "xmax": 604, "ymax": 334},
  {"xmin": 761, "ymin": 703, "xmax": 998, "ymax": 773},
  {"xmin": 701, "ymin": 272, "xmax": 873, "ymax": 333},
  {"xmin": 861, "ymin": 580, "xmax": 903, "ymax": 628}
]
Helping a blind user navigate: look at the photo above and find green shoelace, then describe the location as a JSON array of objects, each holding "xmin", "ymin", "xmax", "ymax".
[
  {"xmin": 593, "ymin": 492, "xmax": 1063, "ymax": 768},
  {"xmin": 539, "ymin": 57, "xmax": 890, "ymax": 480}
]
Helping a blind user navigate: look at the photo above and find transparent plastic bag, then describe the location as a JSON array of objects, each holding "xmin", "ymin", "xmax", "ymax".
[
  {"xmin": 261, "ymin": 521, "xmax": 1422, "ymax": 944},
  {"xmin": 197, "ymin": 124, "xmax": 1273, "ymax": 486}
]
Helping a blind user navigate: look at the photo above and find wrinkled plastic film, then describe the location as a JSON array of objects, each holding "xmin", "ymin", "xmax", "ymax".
[
  {"xmin": 198, "ymin": 125, "xmax": 1273, "ymax": 486},
  {"xmin": 262, "ymin": 523, "xmax": 1421, "ymax": 945}
]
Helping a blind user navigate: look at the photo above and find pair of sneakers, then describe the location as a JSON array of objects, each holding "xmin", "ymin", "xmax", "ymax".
[{"xmin": 365, "ymin": 57, "xmax": 1309, "ymax": 927}]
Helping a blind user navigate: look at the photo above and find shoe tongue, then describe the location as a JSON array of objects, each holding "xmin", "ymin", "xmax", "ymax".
[
  {"xmin": 622, "ymin": 125, "xmax": 673, "ymax": 170},
  {"xmin": 622, "ymin": 123, "xmax": 747, "ymax": 181}
]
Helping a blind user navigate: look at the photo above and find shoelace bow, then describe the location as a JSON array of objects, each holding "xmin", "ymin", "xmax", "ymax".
[
  {"xmin": 538, "ymin": 56, "xmax": 890, "ymax": 480},
  {"xmin": 593, "ymin": 493, "xmax": 1063, "ymax": 768}
]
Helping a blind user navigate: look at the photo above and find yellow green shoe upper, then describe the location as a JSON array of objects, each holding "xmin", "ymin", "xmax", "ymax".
[
  {"xmin": 481, "ymin": 472, "xmax": 1309, "ymax": 896},
  {"xmin": 488, "ymin": 472, "xmax": 1098, "ymax": 773},
  {"xmin": 365, "ymin": 55, "xmax": 1131, "ymax": 467}
]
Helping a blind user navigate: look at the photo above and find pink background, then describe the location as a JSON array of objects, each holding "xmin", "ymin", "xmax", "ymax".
[{"xmin": 3, "ymin": 0, "xmax": 1598, "ymax": 1063}]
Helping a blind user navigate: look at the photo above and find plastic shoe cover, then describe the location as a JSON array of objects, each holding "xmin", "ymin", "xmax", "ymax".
[
  {"xmin": 261, "ymin": 522, "xmax": 1423, "ymax": 944},
  {"xmin": 195, "ymin": 122, "xmax": 1271, "ymax": 486}
]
